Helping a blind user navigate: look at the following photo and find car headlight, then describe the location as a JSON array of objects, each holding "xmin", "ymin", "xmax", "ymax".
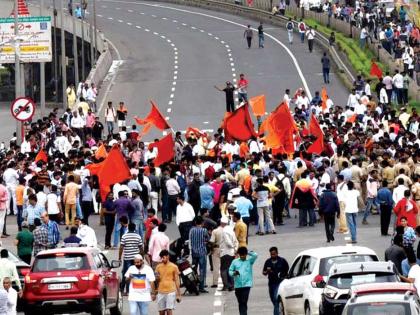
[{"xmin": 324, "ymin": 287, "xmax": 338, "ymax": 299}]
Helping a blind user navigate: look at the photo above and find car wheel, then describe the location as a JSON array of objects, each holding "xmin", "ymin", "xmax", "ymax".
[
  {"xmin": 305, "ymin": 302, "xmax": 312, "ymax": 315},
  {"xmin": 91, "ymin": 295, "xmax": 106, "ymax": 315},
  {"xmin": 110, "ymin": 290, "xmax": 122, "ymax": 315}
]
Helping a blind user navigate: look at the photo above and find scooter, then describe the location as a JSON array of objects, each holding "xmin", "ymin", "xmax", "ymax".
[{"xmin": 169, "ymin": 238, "xmax": 200, "ymax": 296}]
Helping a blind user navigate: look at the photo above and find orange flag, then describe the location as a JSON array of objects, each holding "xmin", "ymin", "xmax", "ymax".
[
  {"xmin": 321, "ymin": 87, "xmax": 328, "ymax": 111},
  {"xmin": 249, "ymin": 95, "xmax": 266, "ymax": 116},
  {"xmin": 370, "ymin": 61, "xmax": 383, "ymax": 78},
  {"xmin": 85, "ymin": 160, "xmax": 105, "ymax": 176},
  {"xmin": 149, "ymin": 133, "xmax": 175, "ymax": 166},
  {"xmin": 98, "ymin": 145, "xmax": 131, "ymax": 201},
  {"xmin": 186, "ymin": 127, "xmax": 205, "ymax": 139},
  {"xmin": 307, "ymin": 115, "xmax": 324, "ymax": 155},
  {"xmin": 94, "ymin": 144, "xmax": 108, "ymax": 160},
  {"xmin": 346, "ymin": 114, "xmax": 357, "ymax": 123},
  {"xmin": 34, "ymin": 149, "xmax": 48, "ymax": 163},
  {"xmin": 134, "ymin": 101, "xmax": 171, "ymax": 138},
  {"xmin": 222, "ymin": 104, "xmax": 258, "ymax": 142},
  {"xmin": 260, "ymin": 102, "xmax": 297, "ymax": 154}
]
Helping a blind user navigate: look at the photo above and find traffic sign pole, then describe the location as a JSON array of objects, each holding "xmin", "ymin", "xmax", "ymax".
[
  {"xmin": 40, "ymin": 0, "xmax": 46, "ymax": 117},
  {"xmin": 60, "ymin": 0, "xmax": 67, "ymax": 109},
  {"xmin": 14, "ymin": 0, "xmax": 22, "ymax": 145}
]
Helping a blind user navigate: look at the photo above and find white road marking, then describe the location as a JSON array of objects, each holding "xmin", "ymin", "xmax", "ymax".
[
  {"xmin": 203, "ymin": 121, "xmax": 209, "ymax": 124},
  {"xmin": 191, "ymin": 26, "xmax": 196, "ymax": 29},
  {"xmin": 140, "ymin": 12, "xmax": 145, "ymax": 14},
  {"xmin": 161, "ymin": 35, "xmax": 166, "ymax": 39},
  {"xmin": 97, "ymin": 14, "xmax": 103, "ymax": 17},
  {"xmin": 168, "ymin": 101, "xmax": 173, "ymax": 105},
  {"xmin": 182, "ymin": 23, "xmax": 187, "ymax": 26},
  {"xmin": 118, "ymin": 19, "xmax": 123, "ymax": 22},
  {"xmin": 232, "ymin": 68, "xmax": 235, "ymax": 72},
  {"xmin": 127, "ymin": 22, "xmax": 132, "ymax": 25},
  {"xmin": 200, "ymin": 29, "xmax": 204, "ymax": 32},
  {"xmin": 116, "ymin": 7, "xmax": 121, "ymax": 9},
  {"xmin": 107, "ymin": 17, "xmax": 113, "ymax": 20},
  {"xmin": 174, "ymin": 76, "xmax": 177, "ymax": 80},
  {"xmin": 170, "ymin": 94, "xmax": 174, "ymax": 98},
  {"xmin": 208, "ymin": 33, "xmax": 212, "ymax": 36},
  {"xmin": 127, "ymin": 9, "xmax": 133, "ymax": 12},
  {"xmin": 174, "ymin": 71, "xmax": 178, "ymax": 74},
  {"xmin": 167, "ymin": 108, "xmax": 172, "ymax": 112},
  {"xmin": 173, "ymin": 20, "xmax": 178, "ymax": 22},
  {"xmin": 220, "ymin": 40, "xmax": 225, "ymax": 44},
  {"xmin": 162, "ymin": 17, "xmax": 167, "ymax": 20},
  {"xmin": 151, "ymin": 14, "xmax": 157, "ymax": 17},
  {"xmin": 144, "ymin": 28, "xmax": 150, "ymax": 32},
  {"xmin": 172, "ymin": 82, "xmax": 176, "ymax": 85},
  {"xmin": 214, "ymin": 36, "xmax": 219, "ymax": 40},
  {"xmin": 153, "ymin": 32, "xmax": 159, "ymax": 35},
  {"xmin": 174, "ymin": 56, "xmax": 178, "ymax": 59},
  {"xmin": 172, "ymin": 87, "xmax": 176, "ymax": 91},
  {"xmin": 136, "ymin": 25, "xmax": 141, "ymax": 28},
  {"xmin": 165, "ymin": 116, "xmax": 170, "ymax": 120},
  {"xmin": 167, "ymin": 39, "xmax": 172, "ymax": 43}
]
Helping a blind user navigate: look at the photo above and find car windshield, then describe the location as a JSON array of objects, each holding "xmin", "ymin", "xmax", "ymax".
[
  {"xmin": 320, "ymin": 255, "xmax": 378, "ymax": 276},
  {"xmin": 328, "ymin": 272, "xmax": 398, "ymax": 289},
  {"xmin": 347, "ymin": 302, "xmax": 411, "ymax": 315},
  {"xmin": 33, "ymin": 253, "xmax": 90, "ymax": 272}
]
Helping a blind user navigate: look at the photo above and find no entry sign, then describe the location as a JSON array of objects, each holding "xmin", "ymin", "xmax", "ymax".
[{"xmin": 11, "ymin": 97, "xmax": 36, "ymax": 122}]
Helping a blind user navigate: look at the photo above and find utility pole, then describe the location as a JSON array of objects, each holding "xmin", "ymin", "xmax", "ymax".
[
  {"xmin": 14, "ymin": 0, "xmax": 22, "ymax": 144},
  {"xmin": 89, "ymin": 14, "xmax": 94, "ymax": 68},
  {"xmin": 60, "ymin": 0, "xmax": 67, "ymax": 109},
  {"xmin": 53, "ymin": 0, "xmax": 58, "ymax": 102},
  {"xmin": 93, "ymin": 0, "xmax": 97, "ymax": 64},
  {"xmin": 81, "ymin": 0, "xmax": 85, "ymax": 80},
  {"xmin": 40, "ymin": 0, "xmax": 46, "ymax": 117},
  {"xmin": 72, "ymin": 0, "xmax": 79, "ymax": 86}
]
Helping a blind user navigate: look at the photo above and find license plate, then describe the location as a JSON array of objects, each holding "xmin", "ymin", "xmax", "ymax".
[
  {"xmin": 182, "ymin": 267, "xmax": 193, "ymax": 276},
  {"xmin": 48, "ymin": 283, "xmax": 72, "ymax": 290}
]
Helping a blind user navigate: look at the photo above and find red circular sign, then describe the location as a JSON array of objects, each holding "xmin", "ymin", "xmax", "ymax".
[{"xmin": 10, "ymin": 97, "xmax": 36, "ymax": 122}]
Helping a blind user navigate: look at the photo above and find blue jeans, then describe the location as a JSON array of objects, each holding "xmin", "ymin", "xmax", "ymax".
[
  {"xmin": 401, "ymin": 258, "xmax": 420, "ymax": 277},
  {"xmin": 121, "ymin": 259, "xmax": 133, "ymax": 293},
  {"xmin": 300, "ymin": 32, "xmax": 304, "ymax": 43},
  {"xmin": 76, "ymin": 197, "xmax": 83, "ymax": 219},
  {"xmin": 129, "ymin": 300, "xmax": 149, "ymax": 315},
  {"xmin": 363, "ymin": 197, "xmax": 376, "ymax": 221},
  {"xmin": 322, "ymin": 68, "xmax": 330, "ymax": 83},
  {"xmin": 360, "ymin": 37, "xmax": 366, "ymax": 49},
  {"xmin": 299, "ymin": 208, "xmax": 315, "ymax": 226},
  {"xmin": 258, "ymin": 34, "xmax": 264, "ymax": 47},
  {"xmin": 17, "ymin": 205, "xmax": 23, "ymax": 231},
  {"xmin": 132, "ymin": 218, "xmax": 145, "ymax": 239},
  {"xmin": 192, "ymin": 255, "xmax": 207, "ymax": 290},
  {"xmin": 106, "ymin": 121, "xmax": 114, "ymax": 135},
  {"xmin": 288, "ymin": 31, "xmax": 293, "ymax": 43},
  {"xmin": 113, "ymin": 221, "xmax": 127, "ymax": 247},
  {"xmin": 238, "ymin": 92, "xmax": 248, "ymax": 103},
  {"xmin": 269, "ymin": 283, "xmax": 280, "ymax": 315},
  {"xmin": 346, "ymin": 213, "xmax": 357, "ymax": 242}
]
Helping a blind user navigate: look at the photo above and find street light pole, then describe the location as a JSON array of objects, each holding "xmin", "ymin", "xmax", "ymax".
[
  {"xmin": 40, "ymin": 0, "xmax": 46, "ymax": 117},
  {"xmin": 72, "ymin": 0, "xmax": 79, "ymax": 87},
  {"xmin": 60, "ymin": 0, "xmax": 67, "ymax": 109},
  {"xmin": 14, "ymin": 0, "xmax": 22, "ymax": 144},
  {"xmin": 53, "ymin": 0, "xmax": 58, "ymax": 102},
  {"xmin": 93, "ymin": 0, "xmax": 97, "ymax": 64},
  {"xmin": 81, "ymin": 0, "xmax": 85, "ymax": 81}
]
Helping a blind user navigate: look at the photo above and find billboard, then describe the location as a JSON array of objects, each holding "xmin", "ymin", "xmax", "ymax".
[{"xmin": 0, "ymin": 16, "xmax": 52, "ymax": 63}]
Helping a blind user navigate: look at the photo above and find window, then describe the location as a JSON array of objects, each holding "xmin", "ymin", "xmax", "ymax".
[
  {"xmin": 327, "ymin": 272, "xmax": 398, "ymax": 289},
  {"xmin": 99, "ymin": 253, "xmax": 110, "ymax": 269},
  {"xmin": 33, "ymin": 253, "xmax": 89, "ymax": 272},
  {"xmin": 300, "ymin": 256, "xmax": 317, "ymax": 276},
  {"xmin": 289, "ymin": 256, "xmax": 302, "ymax": 278},
  {"xmin": 319, "ymin": 255, "xmax": 377, "ymax": 276},
  {"xmin": 347, "ymin": 302, "xmax": 410, "ymax": 315},
  {"xmin": 93, "ymin": 255, "xmax": 103, "ymax": 269}
]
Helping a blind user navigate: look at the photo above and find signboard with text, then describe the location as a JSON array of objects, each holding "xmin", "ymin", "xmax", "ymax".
[{"xmin": 0, "ymin": 16, "xmax": 52, "ymax": 63}]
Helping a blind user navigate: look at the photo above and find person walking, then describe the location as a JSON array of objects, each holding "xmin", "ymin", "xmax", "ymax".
[
  {"xmin": 342, "ymin": 181, "xmax": 360, "ymax": 244},
  {"xmin": 220, "ymin": 216, "xmax": 238, "ymax": 291},
  {"xmin": 229, "ymin": 247, "xmax": 258, "ymax": 315},
  {"xmin": 286, "ymin": 18, "xmax": 294, "ymax": 44},
  {"xmin": 318, "ymin": 184, "xmax": 340, "ymax": 243},
  {"xmin": 117, "ymin": 101, "xmax": 128, "ymax": 131},
  {"xmin": 376, "ymin": 180, "xmax": 394, "ymax": 235},
  {"xmin": 244, "ymin": 25, "xmax": 253, "ymax": 49},
  {"xmin": 233, "ymin": 212, "xmax": 247, "ymax": 248},
  {"xmin": 0, "ymin": 180, "xmax": 7, "ymax": 239},
  {"xmin": 252, "ymin": 178, "xmax": 275, "ymax": 235},
  {"xmin": 125, "ymin": 254, "xmax": 156, "ymax": 315},
  {"xmin": 155, "ymin": 250, "xmax": 181, "ymax": 315},
  {"xmin": 148, "ymin": 223, "xmax": 170, "ymax": 269},
  {"xmin": 105, "ymin": 101, "xmax": 117, "ymax": 135},
  {"xmin": 0, "ymin": 250, "xmax": 21, "ymax": 294},
  {"xmin": 306, "ymin": 26, "xmax": 315, "ymax": 52},
  {"xmin": 209, "ymin": 221, "xmax": 223, "ymax": 288},
  {"xmin": 3, "ymin": 277, "xmax": 17, "ymax": 315},
  {"xmin": 131, "ymin": 189, "xmax": 145, "ymax": 239},
  {"xmin": 165, "ymin": 173, "xmax": 181, "ymax": 224},
  {"xmin": 189, "ymin": 216, "xmax": 209, "ymax": 293},
  {"xmin": 262, "ymin": 247, "xmax": 289, "ymax": 315},
  {"xmin": 237, "ymin": 74, "xmax": 249, "ymax": 104},
  {"xmin": 257, "ymin": 22, "xmax": 264, "ymax": 48},
  {"xmin": 41, "ymin": 212, "xmax": 60, "ymax": 249},
  {"xmin": 298, "ymin": 19, "xmax": 306, "ymax": 43},
  {"xmin": 119, "ymin": 223, "xmax": 144, "ymax": 295},
  {"xmin": 362, "ymin": 170, "xmax": 379, "ymax": 225},
  {"xmin": 176, "ymin": 195, "xmax": 195, "ymax": 254},
  {"xmin": 32, "ymin": 218, "xmax": 48, "ymax": 256},
  {"xmin": 14, "ymin": 221, "xmax": 33, "ymax": 265},
  {"xmin": 63, "ymin": 175, "xmax": 79, "ymax": 230},
  {"xmin": 321, "ymin": 52, "xmax": 330, "ymax": 84},
  {"xmin": 336, "ymin": 175, "xmax": 348, "ymax": 233},
  {"xmin": 102, "ymin": 192, "xmax": 116, "ymax": 249}
]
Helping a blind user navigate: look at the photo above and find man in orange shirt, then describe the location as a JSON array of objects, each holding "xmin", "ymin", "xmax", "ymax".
[
  {"xmin": 63, "ymin": 175, "xmax": 79, "ymax": 230},
  {"xmin": 15, "ymin": 178, "xmax": 26, "ymax": 231}
]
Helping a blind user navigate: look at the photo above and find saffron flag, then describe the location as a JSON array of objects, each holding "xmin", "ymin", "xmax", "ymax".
[
  {"xmin": 321, "ymin": 87, "xmax": 328, "ymax": 112},
  {"xmin": 346, "ymin": 114, "xmax": 357, "ymax": 123},
  {"xmin": 35, "ymin": 149, "xmax": 48, "ymax": 163},
  {"xmin": 249, "ymin": 95, "xmax": 266, "ymax": 116},
  {"xmin": 94, "ymin": 144, "xmax": 108, "ymax": 160},
  {"xmin": 85, "ymin": 161, "xmax": 105, "ymax": 176},
  {"xmin": 134, "ymin": 101, "xmax": 171, "ymax": 138},
  {"xmin": 370, "ymin": 61, "xmax": 383, "ymax": 78},
  {"xmin": 307, "ymin": 115, "xmax": 324, "ymax": 155},
  {"xmin": 98, "ymin": 145, "xmax": 131, "ymax": 201},
  {"xmin": 259, "ymin": 102, "xmax": 297, "ymax": 154},
  {"xmin": 149, "ymin": 133, "xmax": 175, "ymax": 166},
  {"xmin": 223, "ymin": 104, "xmax": 258, "ymax": 142},
  {"xmin": 186, "ymin": 127, "xmax": 205, "ymax": 139}
]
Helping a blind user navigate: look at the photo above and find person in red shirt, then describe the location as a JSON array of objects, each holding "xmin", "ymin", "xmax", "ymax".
[
  {"xmin": 237, "ymin": 74, "xmax": 249, "ymax": 103},
  {"xmin": 394, "ymin": 190, "xmax": 419, "ymax": 228},
  {"xmin": 144, "ymin": 208, "xmax": 161, "ymax": 245}
]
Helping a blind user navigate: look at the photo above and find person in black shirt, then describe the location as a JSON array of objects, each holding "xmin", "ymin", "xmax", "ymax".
[
  {"xmin": 258, "ymin": 22, "xmax": 264, "ymax": 48},
  {"xmin": 262, "ymin": 247, "xmax": 289, "ymax": 315},
  {"xmin": 63, "ymin": 226, "xmax": 82, "ymax": 246},
  {"xmin": 215, "ymin": 81, "xmax": 236, "ymax": 112}
]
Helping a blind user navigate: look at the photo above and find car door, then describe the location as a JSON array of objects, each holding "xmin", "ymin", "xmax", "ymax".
[
  {"xmin": 281, "ymin": 256, "xmax": 303, "ymax": 314},
  {"xmin": 294, "ymin": 255, "xmax": 318, "ymax": 314},
  {"xmin": 99, "ymin": 253, "xmax": 119, "ymax": 306},
  {"xmin": 93, "ymin": 254, "xmax": 112, "ymax": 307}
]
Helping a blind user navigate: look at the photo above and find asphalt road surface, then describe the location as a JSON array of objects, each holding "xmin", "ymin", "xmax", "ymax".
[{"xmin": 3, "ymin": 211, "xmax": 391, "ymax": 315}]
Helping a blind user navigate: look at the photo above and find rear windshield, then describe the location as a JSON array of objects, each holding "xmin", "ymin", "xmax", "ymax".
[
  {"xmin": 33, "ymin": 253, "xmax": 90, "ymax": 272},
  {"xmin": 328, "ymin": 272, "xmax": 398, "ymax": 289},
  {"xmin": 347, "ymin": 302, "xmax": 411, "ymax": 315},
  {"xmin": 320, "ymin": 255, "xmax": 378, "ymax": 276}
]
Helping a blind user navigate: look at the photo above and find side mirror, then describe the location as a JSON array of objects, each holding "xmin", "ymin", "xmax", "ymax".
[
  {"xmin": 20, "ymin": 268, "xmax": 30, "ymax": 276},
  {"xmin": 110, "ymin": 260, "xmax": 121, "ymax": 269}
]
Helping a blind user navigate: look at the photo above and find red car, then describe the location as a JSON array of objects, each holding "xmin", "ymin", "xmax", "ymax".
[{"xmin": 21, "ymin": 247, "xmax": 122, "ymax": 315}]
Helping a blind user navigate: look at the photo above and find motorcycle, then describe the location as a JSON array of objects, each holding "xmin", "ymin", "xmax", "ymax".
[{"xmin": 169, "ymin": 238, "xmax": 200, "ymax": 296}]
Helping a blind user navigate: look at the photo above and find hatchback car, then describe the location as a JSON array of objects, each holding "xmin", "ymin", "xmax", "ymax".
[
  {"xmin": 320, "ymin": 261, "xmax": 400, "ymax": 315},
  {"xmin": 278, "ymin": 246, "xmax": 378, "ymax": 315},
  {"xmin": 21, "ymin": 247, "xmax": 122, "ymax": 315},
  {"xmin": 342, "ymin": 283, "xmax": 420, "ymax": 315}
]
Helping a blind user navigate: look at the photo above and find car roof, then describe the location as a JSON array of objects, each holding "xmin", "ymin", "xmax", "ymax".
[
  {"xmin": 36, "ymin": 247, "xmax": 101, "ymax": 257},
  {"xmin": 328, "ymin": 261, "xmax": 395, "ymax": 276},
  {"xmin": 351, "ymin": 283, "xmax": 416, "ymax": 295},
  {"xmin": 348, "ymin": 293, "xmax": 415, "ymax": 304},
  {"xmin": 295, "ymin": 246, "xmax": 377, "ymax": 259}
]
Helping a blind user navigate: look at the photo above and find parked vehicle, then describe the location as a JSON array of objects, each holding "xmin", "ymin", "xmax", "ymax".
[
  {"xmin": 342, "ymin": 282, "xmax": 420, "ymax": 315},
  {"xmin": 169, "ymin": 238, "xmax": 200, "ymax": 295},
  {"xmin": 320, "ymin": 261, "xmax": 400, "ymax": 315},
  {"xmin": 21, "ymin": 247, "xmax": 122, "ymax": 315},
  {"xmin": 278, "ymin": 246, "xmax": 378, "ymax": 315}
]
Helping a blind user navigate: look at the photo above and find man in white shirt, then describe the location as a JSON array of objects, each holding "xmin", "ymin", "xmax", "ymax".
[
  {"xmin": 125, "ymin": 254, "xmax": 156, "ymax": 315},
  {"xmin": 393, "ymin": 178, "xmax": 408, "ymax": 204},
  {"xmin": 283, "ymin": 89, "xmax": 291, "ymax": 107},
  {"xmin": 392, "ymin": 70, "xmax": 404, "ymax": 105},
  {"xmin": 347, "ymin": 89, "xmax": 359, "ymax": 108},
  {"xmin": 219, "ymin": 216, "xmax": 238, "ymax": 291},
  {"xmin": 75, "ymin": 217, "xmax": 97, "ymax": 247},
  {"xmin": 2, "ymin": 277, "xmax": 17, "ymax": 315},
  {"xmin": 176, "ymin": 196, "xmax": 195, "ymax": 254},
  {"xmin": 3, "ymin": 162, "xmax": 18, "ymax": 216},
  {"xmin": 401, "ymin": 253, "xmax": 420, "ymax": 289}
]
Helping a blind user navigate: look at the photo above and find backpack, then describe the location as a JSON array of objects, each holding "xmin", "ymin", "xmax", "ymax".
[
  {"xmin": 287, "ymin": 22, "xmax": 293, "ymax": 31},
  {"xmin": 299, "ymin": 23, "xmax": 305, "ymax": 31}
]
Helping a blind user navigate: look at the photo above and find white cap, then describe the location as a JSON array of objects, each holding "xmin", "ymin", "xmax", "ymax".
[
  {"xmin": 220, "ymin": 216, "xmax": 229, "ymax": 224},
  {"xmin": 134, "ymin": 254, "xmax": 143, "ymax": 260}
]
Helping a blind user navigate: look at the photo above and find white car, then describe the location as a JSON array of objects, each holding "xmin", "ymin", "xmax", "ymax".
[{"xmin": 278, "ymin": 246, "xmax": 378, "ymax": 315}]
